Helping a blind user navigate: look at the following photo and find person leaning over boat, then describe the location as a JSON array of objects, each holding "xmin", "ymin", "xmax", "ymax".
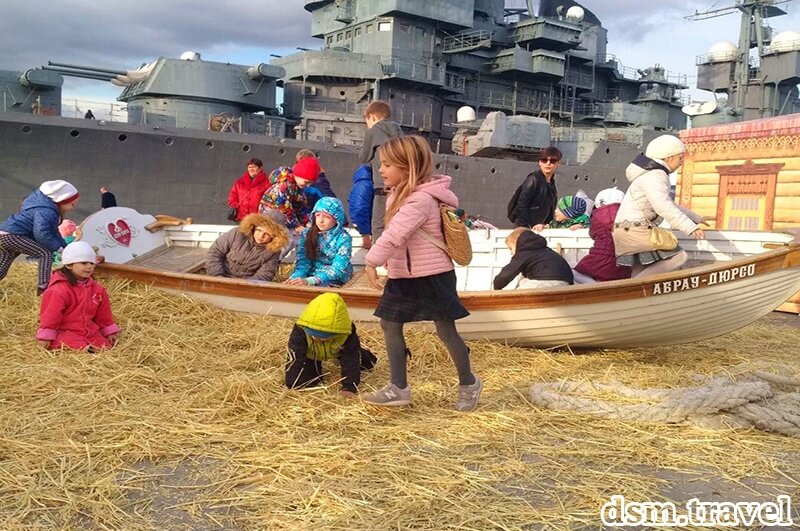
[
  {"xmin": 362, "ymin": 135, "xmax": 481, "ymax": 411},
  {"xmin": 613, "ymin": 135, "xmax": 705, "ymax": 278},
  {"xmin": 205, "ymin": 212, "xmax": 289, "ymax": 282},
  {"xmin": 285, "ymin": 292, "xmax": 377, "ymax": 398},
  {"xmin": 227, "ymin": 158, "xmax": 270, "ymax": 222},
  {"xmin": 259, "ymin": 157, "xmax": 317, "ymax": 236},
  {"xmin": 572, "ymin": 187, "xmax": 630, "ymax": 284},
  {"xmin": 0, "ymin": 180, "xmax": 80, "ymax": 295},
  {"xmin": 295, "ymin": 149, "xmax": 337, "ymax": 208},
  {"xmin": 508, "ymin": 146, "xmax": 561, "ymax": 230},
  {"xmin": 285, "ymin": 197, "xmax": 353, "ymax": 287},
  {"xmin": 493, "ymin": 228, "xmax": 574, "ymax": 290}
]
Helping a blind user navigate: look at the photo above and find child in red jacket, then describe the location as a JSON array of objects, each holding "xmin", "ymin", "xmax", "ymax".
[{"xmin": 36, "ymin": 241, "xmax": 120, "ymax": 351}]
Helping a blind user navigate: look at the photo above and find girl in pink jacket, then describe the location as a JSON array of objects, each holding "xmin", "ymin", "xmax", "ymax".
[
  {"xmin": 362, "ymin": 135, "xmax": 482, "ymax": 411},
  {"xmin": 36, "ymin": 241, "xmax": 120, "ymax": 351}
]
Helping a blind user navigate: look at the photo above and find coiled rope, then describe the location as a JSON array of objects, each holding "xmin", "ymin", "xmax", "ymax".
[{"xmin": 529, "ymin": 370, "xmax": 800, "ymax": 437}]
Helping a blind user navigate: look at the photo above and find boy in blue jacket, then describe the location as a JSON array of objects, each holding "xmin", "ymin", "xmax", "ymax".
[{"xmin": 348, "ymin": 164, "xmax": 374, "ymax": 248}]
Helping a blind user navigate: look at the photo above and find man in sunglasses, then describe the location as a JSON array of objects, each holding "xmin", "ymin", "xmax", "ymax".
[{"xmin": 507, "ymin": 147, "xmax": 561, "ymax": 230}]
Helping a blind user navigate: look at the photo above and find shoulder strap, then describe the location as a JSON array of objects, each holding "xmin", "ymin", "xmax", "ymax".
[{"xmin": 416, "ymin": 227, "xmax": 447, "ymax": 251}]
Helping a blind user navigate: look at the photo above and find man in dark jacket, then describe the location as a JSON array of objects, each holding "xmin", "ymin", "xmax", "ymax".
[
  {"xmin": 359, "ymin": 100, "xmax": 402, "ymax": 245},
  {"xmin": 508, "ymin": 146, "xmax": 561, "ymax": 229},
  {"xmin": 493, "ymin": 228, "xmax": 573, "ymax": 290},
  {"xmin": 100, "ymin": 186, "xmax": 117, "ymax": 208}
]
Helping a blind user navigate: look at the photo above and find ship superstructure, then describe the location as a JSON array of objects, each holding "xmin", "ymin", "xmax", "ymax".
[
  {"xmin": 275, "ymin": 0, "xmax": 688, "ymax": 162},
  {"xmin": 686, "ymin": 0, "xmax": 799, "ymax": 126}
]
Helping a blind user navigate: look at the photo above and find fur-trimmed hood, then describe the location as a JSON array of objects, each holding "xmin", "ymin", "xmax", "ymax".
[{"xmin": 239, "ymin": 212, "xmax": 289, "ymax": 253}]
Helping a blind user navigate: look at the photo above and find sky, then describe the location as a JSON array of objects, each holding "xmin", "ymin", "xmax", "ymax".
[{"xmin": 0, "ymin": 0, "xmax": 794, "ymax": 108}]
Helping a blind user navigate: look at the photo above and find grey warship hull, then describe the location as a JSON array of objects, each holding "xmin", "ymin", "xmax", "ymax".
[{"xmin": 0, "ymin": 112, "xmax": 640, "ymax": 226}]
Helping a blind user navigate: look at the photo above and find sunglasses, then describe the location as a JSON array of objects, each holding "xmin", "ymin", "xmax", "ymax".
[{"xmin": 539, "ymin": 157, "xmax": 560, "ymax": 164}]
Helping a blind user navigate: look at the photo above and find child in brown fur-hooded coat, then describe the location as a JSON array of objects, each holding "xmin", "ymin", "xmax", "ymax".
[{"xmin": 206, "ymin": 212, "xmax": 289, "ymax": 281}]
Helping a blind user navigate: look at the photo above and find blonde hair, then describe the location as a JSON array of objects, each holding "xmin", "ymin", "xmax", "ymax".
[
  {"xmin": 505, "ymin": 227, "xmax": 529, "ymax": 252},
  {"xmin": 295, "ymin": 149, "xmax": 316, "ymax": 162},
  {"xmin": 380, "ymin": 135, "xmax": 432, "ymax": 224},
  {"xmin": 364, "ymin": 100, "xmax": 391, "ymax": 120}
]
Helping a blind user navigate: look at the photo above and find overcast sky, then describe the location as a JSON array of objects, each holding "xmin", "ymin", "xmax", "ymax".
[{"xmin": 0, "ymin": 0, "xmax": 793, "ymax": 105}]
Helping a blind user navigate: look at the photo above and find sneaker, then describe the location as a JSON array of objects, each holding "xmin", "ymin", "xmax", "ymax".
[
  {"xmin": 455, "ymin": 375, "xmax": 482, "ymax": 412},
  {"xmin": 362, "ymin": 383, "xmax": 411, "ymax": 407}
]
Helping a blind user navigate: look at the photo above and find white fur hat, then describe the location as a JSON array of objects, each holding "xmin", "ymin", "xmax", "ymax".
[
  {"xmin": 594, "ymin": 187, "xmax": 625, "ymax": 206},
  {"xmin": 39, "ymin": 180, "xmax": 79, "ymax": 204},
  {"xmin": 645, "ymin": 135, "xmax": 685, "ymax": 160},
  {"xmin": 61, "ymin": 241, "xmax": 97, "ymax": 265}
]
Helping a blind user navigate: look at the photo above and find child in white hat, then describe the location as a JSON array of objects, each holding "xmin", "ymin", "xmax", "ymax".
[
  {"xmin": 36, "ymin": 241, "xmax": 121, "ymax": 351},
  {"xmin": 0, "ymin": 180, "xmax": 80, "ymax": 294}
]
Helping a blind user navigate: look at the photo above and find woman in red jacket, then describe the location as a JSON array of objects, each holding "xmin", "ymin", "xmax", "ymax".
[
  {"xmin": 227, "ymin": 158, "xmax": 269, "ymax": 222},
  {"xmin": 36, "ymin": 241, "xmax": 120, "ymax": 351}
]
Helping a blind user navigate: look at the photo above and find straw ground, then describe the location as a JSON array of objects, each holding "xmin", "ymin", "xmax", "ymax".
[{"xmin": 1, "ymin": 264, "xmax": 799, "ymax": 529}]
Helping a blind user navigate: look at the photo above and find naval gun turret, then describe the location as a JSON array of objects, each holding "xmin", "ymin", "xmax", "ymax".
[{"xmin": 43, "ymin": 53, "xmax": 287, "ymax": 136}]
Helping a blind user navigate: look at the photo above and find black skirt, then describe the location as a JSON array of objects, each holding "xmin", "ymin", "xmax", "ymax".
[{"xmin": 374, "ymin": 269, "xmax": 469, "ymax": 323}]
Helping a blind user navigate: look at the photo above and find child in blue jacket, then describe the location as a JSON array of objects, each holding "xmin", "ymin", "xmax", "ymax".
[
  {"xmin": 285, "ymin": 197, "xmax": 353, "ymax": 287},
  {"xmin": 0, "ymin": 180, "xmax": 80, "ymax": 294},
  {"xmin": 347, "ymin": 164, "xmax": 374, "ymax": 249}
]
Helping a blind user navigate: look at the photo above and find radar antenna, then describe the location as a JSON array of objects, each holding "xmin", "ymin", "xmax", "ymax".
[{"xmin": 685, "ymin": 0, "xmax": 795, "ymax": 112}]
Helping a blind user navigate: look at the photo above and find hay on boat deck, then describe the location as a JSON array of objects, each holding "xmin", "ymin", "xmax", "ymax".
[{"xmin": 1, "ymin": 263, "xmax": 799, "ymax": 529}]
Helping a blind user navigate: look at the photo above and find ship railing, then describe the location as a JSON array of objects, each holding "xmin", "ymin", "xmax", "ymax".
[
  {"xmin": 598, "ymin": 53, "xmax": 687, "ymax": 85},
  {"xmin": 442, "ymin": 30, "xmax": 492, "ymax": 53},
  {"xmin": 382, "ymin": 57, "xmax": 445, "ymax": 84},
  {"xmin": 444, "ymin": 72, "xmax": 466, "ymax": 92},
  {"xmin": 303, "ymin": 99, "xmax": 368, "ymax": 117},
  {"xmin": 61, "ymin": 99, "xmax": 128, "ymax": 122},
  {"xmin": 394, "ymin": 108, "xmax": 433, "ymax": 131}
]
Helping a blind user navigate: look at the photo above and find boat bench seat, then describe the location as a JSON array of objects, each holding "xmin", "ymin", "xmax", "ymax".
[{"xmin": 126, "ymin": 245, "xmax": 208, "ymax": 274}]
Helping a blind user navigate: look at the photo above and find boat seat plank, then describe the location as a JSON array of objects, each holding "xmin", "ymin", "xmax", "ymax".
[{"xmin": 127, "ymin": 245, "xmax": 208, "ymax": 273}]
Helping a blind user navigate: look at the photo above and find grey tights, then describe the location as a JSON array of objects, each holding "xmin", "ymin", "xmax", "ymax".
[
  {"xmin": 380, "ymin": 319, "xmax": 474, "ymax": 389},
  {"xmin": 633, "ymin": 250, "xmax": 688, "ymax": 278}
]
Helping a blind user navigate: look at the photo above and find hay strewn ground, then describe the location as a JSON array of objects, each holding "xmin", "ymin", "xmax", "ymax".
[{"xmin": 1, "ymin": 264, "xmax": 799, "ymax": 530}]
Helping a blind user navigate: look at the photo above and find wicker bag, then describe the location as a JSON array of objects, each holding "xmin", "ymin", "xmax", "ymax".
[
  {"xmin": 649, "ymin": 226, "xmax": 678, "ymax": 251},
  {"xmin": 416, "ymin": 204, "xmax": 473, "ymax": 266}
]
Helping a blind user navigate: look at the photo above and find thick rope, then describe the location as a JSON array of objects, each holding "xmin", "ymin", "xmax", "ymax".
[{"xmin": 529, "ymin": 372, "xmax": 800, "ymax": 437}]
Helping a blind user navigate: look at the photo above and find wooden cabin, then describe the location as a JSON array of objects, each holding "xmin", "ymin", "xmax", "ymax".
[
  {"xmin": 677, "ymin": 113, "xmax": 800, "ymax": 231},
  {"xmin": 677, "ymin": 114, "xmax": 800, "ymax": 313}
]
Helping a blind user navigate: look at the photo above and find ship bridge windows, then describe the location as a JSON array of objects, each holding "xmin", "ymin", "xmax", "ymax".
[
  {"xmin": 366, "ymin": 24, "xmax": 373, "ymax": 33},
  {"xmin": 378, "ymin": 21, "xmax": 391, "ymax": 32}
]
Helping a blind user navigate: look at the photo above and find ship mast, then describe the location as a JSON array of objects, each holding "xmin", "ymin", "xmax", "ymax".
[{"xmin": 685, "ymin": 0, "xmax": 796, "ymax": 116}]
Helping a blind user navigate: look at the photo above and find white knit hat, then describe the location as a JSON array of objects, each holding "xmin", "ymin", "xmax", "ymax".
[
  {"xmin": 39, "ymin": 180, "xmax": 79, "ymax": 204},
  {"xmin": 61, "ymin": 241, "xmax": 97, "ymax": 265},
  {"xmin": 645, "ymin": 135, "xmax": 685, "ymax": 160},
  {"xmin": 594, "ymin": 187, "xmax": 625, "ymax": 206}
]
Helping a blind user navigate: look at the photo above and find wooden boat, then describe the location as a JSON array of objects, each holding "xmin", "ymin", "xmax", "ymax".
[{"xmin": 80, "ymin": 207, "xmax": 800, "ymax": 349}]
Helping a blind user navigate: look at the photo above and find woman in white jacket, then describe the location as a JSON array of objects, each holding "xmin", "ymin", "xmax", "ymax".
[{"xmin": 613, "ymin": 135, "xmax": 705, "ymax": 277}]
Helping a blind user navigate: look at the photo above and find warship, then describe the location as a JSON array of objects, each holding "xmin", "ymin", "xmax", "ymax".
[{"xmin": 0, "ymin": 0, "xmax": 754, "ymax": 225}]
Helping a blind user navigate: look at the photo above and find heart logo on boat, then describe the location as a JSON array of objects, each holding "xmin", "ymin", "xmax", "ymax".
[{"xmin": 107, "ymin": 219, "xmax": 132, "ymax": 247}]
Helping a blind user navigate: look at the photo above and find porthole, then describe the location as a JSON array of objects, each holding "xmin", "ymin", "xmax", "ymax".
[
  {"xmin": 278, "ymin": 147, "xmax": 286, "ymax": 156},
  {"xmin": 453, "ymin": 164, "xmax": 460, "ymax": 171},
  {"xmin": 69, "ymin": 129, "xmax": 80, "ymax": 138},
  {"xmin": 165, "ymin": 137, "xmax": 174, "ymax": 145},
  {"xmin": 490, "ymin": 168, "xmax": 497, "ymax": 174},
  {"xmin": 118, "ymin": 134, "xmax": 128, "ymax": 142},
  {"xmin": 21, "ymin": 125, "xmax": 32, "ymax": 134},
  {"xmin": 611, "ymin": 178, "xmax": 617, "ymax": 184},
  {"xmin": 205, "ymin": 141, "xmax": 214, "ymax": 149},
  {"xmin": 339, "ymin": 90, "xmax": 346, "ymax": 96},
  {"xmin": 605, "ymin": 147, "xmax": 610, "ymax": 154},
  {"xmin": 435, "ymin": 162, "xmax": 441, "ymax": 170},
  {"xmin": 574, "ymin": 174, "xmax": 579, "ymax": 180},
  {"xmin": 242, "ymin": 144, "xmax": 251, "ymax": 153},
  {"xmin": 584, "ymin": 175, "xmax": 589, "ymax": 181}
]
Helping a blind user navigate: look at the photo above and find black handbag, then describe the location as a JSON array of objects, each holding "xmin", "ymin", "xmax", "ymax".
[{"xmin": 227, "ymin": 207, "xmax": 238, "ymax": 221}]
